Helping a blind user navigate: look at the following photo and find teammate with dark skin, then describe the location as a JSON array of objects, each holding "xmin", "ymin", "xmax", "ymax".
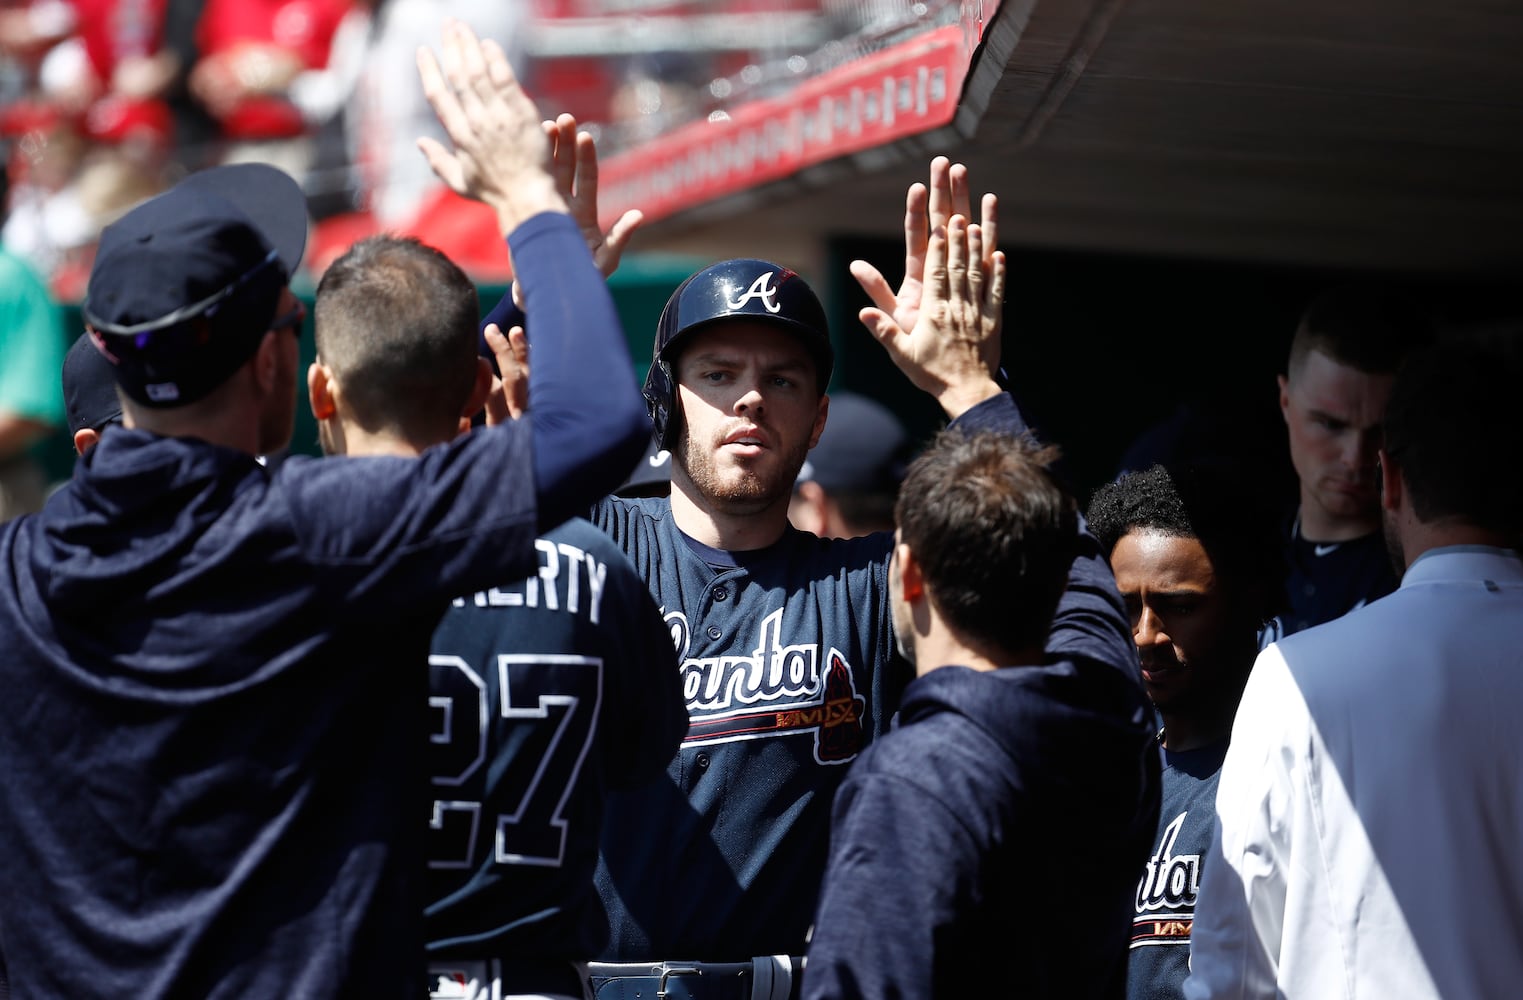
[
  {"xmin": 1089, "ymin": 465, "xmax": 1281, "ymax": 753},
  {"xmin": 1088, "ymin": 463, "xmax": 1285, "ymax": 1000}
]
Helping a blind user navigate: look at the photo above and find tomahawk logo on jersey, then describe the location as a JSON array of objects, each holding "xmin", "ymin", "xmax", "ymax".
[{"xmin": 666, "ymin": 607, "xmax": 865, "ymax": 764}]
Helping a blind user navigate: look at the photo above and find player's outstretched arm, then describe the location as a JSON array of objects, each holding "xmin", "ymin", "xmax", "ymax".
[
  {"xmin": 416, "ymin": 19, "xmax": 568, "ymax": 237},
  {"xmin": 855, "ymin": 195, "xmax": 1005, "ymax": 420},
  {"xmin": 418, "ymin": 20, "xmax": 647, "ymax": 526}
]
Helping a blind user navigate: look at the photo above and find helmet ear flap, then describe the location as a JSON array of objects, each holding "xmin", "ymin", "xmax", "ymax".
[{"xmin": 642, "ymin": 356, "xmax": 679, "ymax": 451}]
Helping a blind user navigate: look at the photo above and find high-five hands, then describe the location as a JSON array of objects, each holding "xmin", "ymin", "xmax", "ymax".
[
  {"xmin": 853, "ymin": 157, "xmax": 1005, "ymax": 418},
  {"xmin": 416, "ymin": 19, "xmax": 568, "ymax": 235},
  {"xmin": 510, "ymin": 114, "xmax": 645, "ymax": 307},
  {"xmin": 545, "ymin": 114, "xmax": 644, "ymax": 279}
]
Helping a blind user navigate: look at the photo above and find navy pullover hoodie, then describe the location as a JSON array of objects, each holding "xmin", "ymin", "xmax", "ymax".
[{"xmin": 804, "ymin": 512, "xmax": 1161, "ymax": 999}]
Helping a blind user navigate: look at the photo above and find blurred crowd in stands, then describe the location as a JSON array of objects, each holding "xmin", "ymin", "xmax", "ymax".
[
  {"xmin": 0, "ymin": 0, "xmax": 940, "ymax": 297},
  {"xmin": 0, "ymin": 0, "xmax": 527, "ymax": 295}
]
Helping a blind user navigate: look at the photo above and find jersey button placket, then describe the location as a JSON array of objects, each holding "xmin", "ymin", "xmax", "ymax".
[{"xmin": 707, "ymin": 625, "xmax": 722, "ymax": 640}]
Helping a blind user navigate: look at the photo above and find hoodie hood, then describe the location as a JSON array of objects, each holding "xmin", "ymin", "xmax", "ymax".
[
  {"xmin": 898, "ymin": 656, "xmax": 1155, "ymax": 779},
  {"xmin": 41, "ymin": 430, "xmax": 267, "ymax": 606},
  {"xmin": 5, "ymin": 430, "xmax": 304, "ymax": 697}
]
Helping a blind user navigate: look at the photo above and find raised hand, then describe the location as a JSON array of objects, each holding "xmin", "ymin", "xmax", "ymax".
[
  {"xmin": 416, "ymin": 19, "xmax": 568, "ymax": 235},
  {"xmin": 850, "ymin": 156, "xmax": 999, "ymax": 340},
  {"xmin": 545, "ymin": 114, "xmax": 644, "ymax": 279},
  {"xmin": 856, "ymin": 212, "xmax": 1005, "ymax": 419}
]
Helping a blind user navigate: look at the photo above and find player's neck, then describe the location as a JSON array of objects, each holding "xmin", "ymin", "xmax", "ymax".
[
  {"xmin": 913, "ymin": 628, "xmax": 1033, "ymax": 679},
  {"xmin": 1396, "ymin": 517, "xmax": 1513, "ymax": 570},
  {"xmin": 1158, "ymin": 708, "xmax": 1234, "ymax": 752},
  {"xmin": 334, "ymin": 423, "xmax": 431, "ymax": 459},
  {"xmin": 1159, "ymin": 659, "xmax": 1251, "ymax": 751},
  {"xmin": 670, "ymin": 480, "xmax": 792, "ymax": 551},
  {"xmin": 1297, "ymin": 493, "xmax": 1377, "ymax": 543}
]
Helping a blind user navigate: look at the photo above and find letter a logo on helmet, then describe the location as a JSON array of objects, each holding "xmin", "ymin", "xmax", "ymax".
[
  {"xmin": 642, "ymin": 258, "xmax": 834, "ymax": 451},
  {"xmin": 725, "ymin": 272, "xmax": 782, "ymax": 313}
]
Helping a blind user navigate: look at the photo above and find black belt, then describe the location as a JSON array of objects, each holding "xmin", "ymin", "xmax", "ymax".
[{"xmin": 589, "ymin": 958, "xmax": 802, "ymax": 1000}]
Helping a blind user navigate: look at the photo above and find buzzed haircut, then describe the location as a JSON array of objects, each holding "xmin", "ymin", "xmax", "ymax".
[
  {"xmin": 1287, "ymin": 285, "xmax": 1436, "ymax": 377},
  {"xmin": 315, "ymin": 235, "xmax": 479, "ymax": 439},
  {"xmin": 1088, "ymin": 462, "xmax": 1288, "ymax": 626},
  {"xmin": 895, "ymin": 429, "xmax": 1077, "ymax": 654},
  {"xmin": 1384, "ymin": 340, "xmax": 1523, "ymax": 538}
]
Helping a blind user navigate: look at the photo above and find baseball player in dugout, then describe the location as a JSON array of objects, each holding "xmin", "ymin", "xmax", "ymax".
[
  {"xmin": 1274, "ymin": 286, "xmax": 1433, "ymax": 636},
  {"xmin": 480, "ymin": 140, "xmax": 1162, "ymax": 995},
  {"xmin": 0, "ymin": 19, "xmax": 649, "ymax": 997},
  {"xmin": 803, "ymin": 421, "xmax": 1161, "ymax": 999},
  {"xmin": 588, "ymin": 158, "xmax": 1026, "ymax": 979},
  {"xmin": 1086, "ymin": 463, "xmax": 1286, "ymax": 1000},
  {"xmin": 308, "ymin": 228, "xmax": 685, "ymax": 999}
]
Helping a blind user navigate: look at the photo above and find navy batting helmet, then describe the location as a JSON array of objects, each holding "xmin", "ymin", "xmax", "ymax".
[{"xmin": 643, "ymin": 258, "xmax": 833, "ymax": 450}]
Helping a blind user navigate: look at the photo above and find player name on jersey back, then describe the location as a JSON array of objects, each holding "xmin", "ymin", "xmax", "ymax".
[{"xmin": 453, "ymin": 538, "xmax": 608, "ymax": 622}]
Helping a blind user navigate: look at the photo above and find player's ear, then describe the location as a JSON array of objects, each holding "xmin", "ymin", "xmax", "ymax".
[
  {"xmin": 253, "ymin": 330, "xmax": 283, "ymax": 395},
  {"xmin": 1277, "ymin": 373, "xmax": 1291, "ymax": 424},
  {"xmin": 464, "ymin": 357, "xmax": 492, "ymax": 420},
  {"xmin": 308, "ymin": 361, "xmax": 338, "ymax": 422},
  {"xmin": 455, "ymin": 358, "xmax": 494, "ymax": 438},
  {"xmin": 895, "ymin": 541, "xmax": 924, "ymax": 602},
  {"xmin": 73, "ymin": 427, "xmax": 100, "ymax": 457}
]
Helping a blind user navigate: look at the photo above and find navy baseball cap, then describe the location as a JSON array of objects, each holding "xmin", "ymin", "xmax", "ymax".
[
  {"xmin": 796, "ymin": 392, "xmax": 909, "ymax": 495},
  {"xmin": 82, "ymin": 162, "xmax": 308, "ymax": 408},
  {"xmin": 62, "ymin": 333, "xmax": 123, "ymax": 434}
]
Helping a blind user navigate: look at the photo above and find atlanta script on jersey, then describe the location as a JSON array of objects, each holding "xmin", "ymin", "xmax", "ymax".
[
  {"xmin": 1127, "ymin": 741, "xmax": 1228, "ymax": 1000},
  {"xmin": 589, "ymin": 497, "xmax": 906, "ymax": 961}
]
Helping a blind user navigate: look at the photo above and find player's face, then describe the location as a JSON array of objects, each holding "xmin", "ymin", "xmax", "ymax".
[
  {"xmin": 1279, "ymin": 350, "xmax": 1394, "ymax": 532},
  {"xmin": 1110, "ymin": 530, "xmax": 1239, "ymax": 718},
  {"xmin": 672, "ymin": 321, "xmax": 828, "ymax": 513}
]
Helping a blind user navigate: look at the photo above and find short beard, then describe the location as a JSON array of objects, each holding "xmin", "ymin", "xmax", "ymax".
[{"xmin": 674, "ymin": 421, "xmax": 812, "ymax": 515}]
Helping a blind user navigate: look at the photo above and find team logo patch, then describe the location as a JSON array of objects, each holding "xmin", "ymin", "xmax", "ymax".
[{"xmin": 666, "ymin": 607, "xmax": 865, "ymax": 764}]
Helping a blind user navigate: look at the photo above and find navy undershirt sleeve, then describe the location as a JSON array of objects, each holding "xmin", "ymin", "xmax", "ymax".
[{"xmin": 505, "ymin": 213, "xmax": 647, "ymax": 529}]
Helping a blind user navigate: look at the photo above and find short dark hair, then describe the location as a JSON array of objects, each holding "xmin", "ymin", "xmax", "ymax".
[
  {"xmin": 314, "ymin": 236, "xmax": 479, "ymax": 439},
  {"xmin": 1087, "ymin": 462, "xmax": 1287, "ymax": 626},
  {"xmin": 895, "ymin": 429, "xmax": 1077, "ymax": 654},
  {"xmin": 1384, "ymin": 340, "xmax": 1523, "ymax": 537},
  {"xmin": 1287, "ymin": 285, "xmax": 1435, "ymax": 377}
]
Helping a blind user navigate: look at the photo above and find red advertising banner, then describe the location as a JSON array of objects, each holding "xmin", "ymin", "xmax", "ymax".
[{"xmin": 599, "ymin": 0, "xmax": 1004, "ymax": 228}]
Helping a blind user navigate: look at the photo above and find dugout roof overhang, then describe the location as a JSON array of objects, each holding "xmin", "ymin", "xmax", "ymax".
[{"xmin": 599, "ymin": 0, "xmax": 1523, "ymax": 276}]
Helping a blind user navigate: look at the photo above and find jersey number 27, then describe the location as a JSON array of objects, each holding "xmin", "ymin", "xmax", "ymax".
[{"xmin": 427, "ymin": 653, "xmax": 604, "ymax": 870}]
